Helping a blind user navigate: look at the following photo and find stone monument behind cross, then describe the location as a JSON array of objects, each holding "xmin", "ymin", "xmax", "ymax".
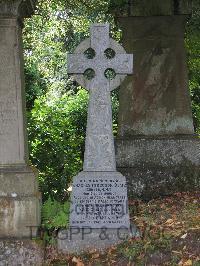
[{"xmin": 58, "ymin": 23, "xmax": 134, "ymax": 252}]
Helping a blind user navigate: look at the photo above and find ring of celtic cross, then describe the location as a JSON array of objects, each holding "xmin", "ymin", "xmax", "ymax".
[{"xmin": 68, "ymin": 24, "xmax": 133, "ymax": 91}]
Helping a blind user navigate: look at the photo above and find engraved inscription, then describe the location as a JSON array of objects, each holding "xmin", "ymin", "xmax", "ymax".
[
  {"xmin": 0, "ymin": 98, "xmax": 17, "ymax": 136},
  {"xmin": 70, "ymin": 175, "xmax": 129, "ymax": 228}
]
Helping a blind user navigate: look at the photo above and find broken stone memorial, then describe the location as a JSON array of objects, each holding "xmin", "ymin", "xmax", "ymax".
[{"xmin": 58, "ymin": 24, "xmax": 135, "ymax": 253}]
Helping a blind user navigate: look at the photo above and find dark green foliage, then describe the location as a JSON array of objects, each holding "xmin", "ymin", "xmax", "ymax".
[
  {"xmin": 41, "ymin": 197, "xmax": 70, "ymax": 244},
  {"xmin": 28, "ymin": 90, "xmax": 88, "ymax": 201},
  {"xmin": 24, "ymin": 63, "xmax": 47, "ymax": 111},
  {"xmin": 185, "ymin": 0, "xmax": 200, "ymax": 133},
  {"xmin": 42, "ymin": 197, "xmax": 70, "ymax": 229},
  {"xmin": 108, "ymin": 0, "xmax": 128, "ymax": 13}
]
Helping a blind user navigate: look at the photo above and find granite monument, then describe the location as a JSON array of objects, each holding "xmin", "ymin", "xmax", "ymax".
[{"xmin": 58, "ymin": 23, "xmax": 134, "ymax": 253}]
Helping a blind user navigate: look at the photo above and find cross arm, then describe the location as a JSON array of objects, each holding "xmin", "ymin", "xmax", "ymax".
[
  {"xmin": 68, "ymin": 54, "xmax": 90, "ymax": 74},
  {"xmin": 108, "ymin": 54, "xmax": 133, "ymax": 74}
]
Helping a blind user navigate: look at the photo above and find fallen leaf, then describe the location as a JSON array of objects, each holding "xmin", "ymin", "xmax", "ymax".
[
  {"xmin": 181, "ymin": 233, "xmax": 187, "ymax": 239},
  {"xmin": 172, "ymin": 250, "xmax": 182, "ymax": 255},
  {"xmin": 178, "ymin": 259, "xmax": 184, "ymax": 265},
  {"xmin": 72, "ymin": 256, "xmax": 84, "ymax": 266},
  {"xmin": 183, "ymin": 259, "xmax": 192, "ymax": 266},
  {"xmin": 92, "ymin": 253, "xmax": 100, "ymax": 259},
  {"xmin": 165, "ymin": 218, "xmax": 174, "ymax": 224}
]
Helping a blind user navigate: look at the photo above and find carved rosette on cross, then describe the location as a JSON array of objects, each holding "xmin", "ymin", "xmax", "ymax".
[{"xmin": 58, "ymin": 24, "xmax": 135, "ymax": 253}]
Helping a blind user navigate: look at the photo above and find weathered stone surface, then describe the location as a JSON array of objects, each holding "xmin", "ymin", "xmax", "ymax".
[
  {"xmin": 58, "ymin": 24, "xmax": 133, "ymax": 253},
  {"xmin": 0, "ymin": 168, "xmax": 41, "ymax": 238},
  {"xmin": 115, "ymin": 14, "xmax": 200, "ymax": 199},
  {"xmin": 0, "ymin": 1, "xmax": 41, "ymax": 238},
  {"xmin": 116, "ymin": 137, "xmax": 200, "ymax": 199},
  {"xmin": 119, "ymin": 165, "xmax": 200, "ymax": 201},
  {"xmin": 116, "ymin": 137, "xmax": 200, "ymax": 168},
  {"xmin": 0, "ymin": 166, "xmax": 41, "ymax": 238},
  {"xmin": 0, "ymin": 196, "xmax": 41, "ymax": 238},
  {"xmin": 0, "ymin": 166, "xmax": 38, "ymax": 196},
  {"xmin": 117, "ymin": 16, "xmax": 194, "ymax": 136},
  {"xmin": 58, "ymin": 226, "xmax": 139, "ymax": 253},
  {"xmin": 0, "ymin": 240, "xmax": 44, "ymax": 265},
  {"xmin": 0, "ymin": 18, "xmax": 28, "ymax": 165}
]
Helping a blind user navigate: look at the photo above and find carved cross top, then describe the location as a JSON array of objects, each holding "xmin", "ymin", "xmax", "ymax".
[
  {"xmin": 68, "ymin": 24, "xmax": 133, "ymax": 172},
  {"xmin": 68, "ymin": 24, "xmax": 133, "ymax": 91}
]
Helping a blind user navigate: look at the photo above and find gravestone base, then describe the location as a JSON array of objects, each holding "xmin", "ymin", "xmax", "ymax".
[
  {"xmin": 0, "ymin": 165, "xmax": 41, "ymax": 238},
  {"xmin": 57, "ymin": 171, "xmax": 136, "ymax": 253},
  {"xmin": 58, "ymin": 226, "xmax": 138, "ymax": 253},
  {"xmin": 116, "ymin": 136, "xmax": 200, "ymax": 200}
]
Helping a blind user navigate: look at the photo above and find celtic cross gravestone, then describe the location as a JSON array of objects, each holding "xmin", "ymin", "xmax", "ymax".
[{"xmin": 58, "ymin": 24, "xmax": 134, "ymax": 252}]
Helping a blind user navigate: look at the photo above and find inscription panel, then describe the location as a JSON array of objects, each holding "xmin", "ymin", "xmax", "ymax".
[
  {"xmin": 70, "ymin": 172, "xmax": 130, "ymax": 229},
  {"xmin": 0, "ymin": 98, "xmax": 18, "ymax": 136}
]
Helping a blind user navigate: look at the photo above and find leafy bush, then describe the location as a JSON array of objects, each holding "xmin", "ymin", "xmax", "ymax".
[
  {"xmin": 24, "ymin": 62, "xmax": 48, "ymax": 111},
  {"xmin": 41, "ymin": 197, "xmax": 70, "ymax": 245},
  {"xmin": 186, "ymin": 1, "xmax": 200, "ymax": 133},
  {"xmin": 28, "ymin": 89, "xmax": 88, "ymax": 201},
  {"xmin": 42, "ymin": 197, "xmax": 70, "ymax": 230},
  {"xmin": 28, "ymin": 88, "xmax": 119, "ymax": 201}
]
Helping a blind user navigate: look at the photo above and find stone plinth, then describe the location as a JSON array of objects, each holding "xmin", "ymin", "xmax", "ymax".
[
  {"xmin": 58, "ymin": 172, "xmax": 138, "ymax": 253},
  {"xmin": 0, "ymin": 166, "xmax": 41, "ymax": 238},
  {"xmin": 115, "ymin": 7, "xmax": 200, "ymax": 199},
  {"xmin": 0, "ymin": 0, "xmax": 41, "ymax": 238},
  {"xmin": 58, "ymin": 226, "xmax": 139, "ymax": 254},
  {"xmin": 116, "ymin": 137, "xmax": 200, "ymax": 199}
]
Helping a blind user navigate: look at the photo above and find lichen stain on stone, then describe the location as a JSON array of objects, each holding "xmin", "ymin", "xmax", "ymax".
[
  {"xmin": 130, "ymin": 49, "xmax": 173, "ymax": 116},
  {"xmin": 127, "ymin": 114, "xmax": 193, "ymax": 135},
  {"xmin": 13, "ymin": 201, "xmax": 23, "ymax": 233},
  {"xmin": 145, "ymin": 48, "xmax": 170, "ymax": 87}
]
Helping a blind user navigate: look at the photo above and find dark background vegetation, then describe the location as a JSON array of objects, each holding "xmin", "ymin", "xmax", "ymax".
[{"xmin": 23, "ymin": 0, "xmax": 200, "ymax": 203}]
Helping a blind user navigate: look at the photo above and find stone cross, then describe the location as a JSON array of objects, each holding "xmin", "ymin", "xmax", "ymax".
[
  {"xmin": 58, "ymin": 24, "xmax": 133, "ymax": 252},
  {"xmin": 68, "ymin": 24, "xmax": 133, "ymax": 172}
]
